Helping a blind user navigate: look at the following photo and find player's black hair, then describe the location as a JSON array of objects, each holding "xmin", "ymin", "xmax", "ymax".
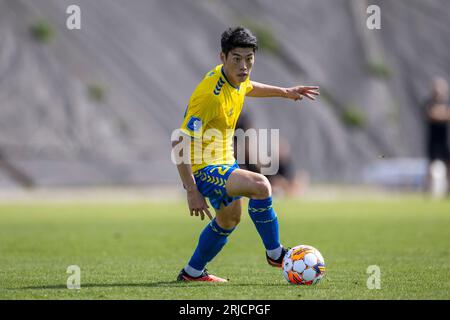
[{"xmin": 221, "ymin": 27, "xmax": 258, "ymax": 56}]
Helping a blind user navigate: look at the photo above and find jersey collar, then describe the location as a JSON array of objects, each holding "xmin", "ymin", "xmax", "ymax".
[{"xmin": 221, "ymin": 66, "xmax": 240, "ymax": 90}]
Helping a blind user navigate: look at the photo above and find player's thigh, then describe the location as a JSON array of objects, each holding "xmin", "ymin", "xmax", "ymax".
[
  {"xmin": 215, "ymin": 198, "xmax": 242, "ymax": 228},
  {"xmin": 225, "ymin": 168, "xmax": 271, "ymax": 198}
]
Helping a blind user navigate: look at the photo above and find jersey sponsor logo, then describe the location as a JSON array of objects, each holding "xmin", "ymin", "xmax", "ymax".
[
  {"xmin": 213, "ymin": 77, "xmax": 225, "ymax": 96},
  {"xmin": 187, "ymin": 116, "xmax": 202, "ymax": 132}
]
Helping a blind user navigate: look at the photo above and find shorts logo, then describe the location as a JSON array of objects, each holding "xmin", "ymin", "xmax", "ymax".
[{"xmin": 187, "ymin": 116, "xmax": 202, "ymax": 132}]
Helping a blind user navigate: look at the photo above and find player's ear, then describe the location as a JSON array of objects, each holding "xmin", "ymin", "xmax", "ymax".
[{"xmin": 220, "ymin": 52, "xmax": 226, "ymax": 64}]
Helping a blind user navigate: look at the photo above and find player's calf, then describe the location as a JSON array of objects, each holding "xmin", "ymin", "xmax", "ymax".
[
  {"xmin": 215, "ymin": 199, "xmax": 242, "ymax": 230},
  {"xmin": 226, "ymin": 169, "xmax": 284, "ymax": 267}
]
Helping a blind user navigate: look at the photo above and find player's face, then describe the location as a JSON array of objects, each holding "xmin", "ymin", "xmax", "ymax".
[{"xmin": 221, "ymin": 47, "xmax": 255, "ymax": 86}]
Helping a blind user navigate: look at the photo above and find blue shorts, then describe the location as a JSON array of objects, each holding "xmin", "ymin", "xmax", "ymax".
[{"xmin": 193, "ymin": 162, "xmax": 241, "ymax": 210}]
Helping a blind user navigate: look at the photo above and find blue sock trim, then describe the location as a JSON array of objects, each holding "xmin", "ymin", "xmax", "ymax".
[
  {"xmin": 248, "ymin": 196, "xmax": 280, "ymax": 251},
  {"xmin": 249, "ymin": 197, "xmax": 272, "ymax": 208},
  {"xmin": 253, "ymin": 215, "xmax": 277, "ymax": 223},
  {"xmin": 249, "ymin": 197, "xmax": 276, "ymax": 220},
  {"xmin": 187, "ymin": 218, "xmax": 235, "ymax": 271},
  {"xmin": 210, "ymin": 218, "xmax": 235, "ymax": 236}
]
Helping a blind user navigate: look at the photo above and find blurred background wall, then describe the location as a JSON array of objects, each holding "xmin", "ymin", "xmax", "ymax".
[{"xmin": 0, "ymin": 0, "xmax": 449, "ymax": 188}]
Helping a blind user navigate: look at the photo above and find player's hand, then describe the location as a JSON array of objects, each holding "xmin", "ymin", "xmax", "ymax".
[
  {"xmin": 285, "ymin": 86, "xmax": 320, "ymax": 101},
  {"xmin": 186, "ymin": 188, "xmax": 213, "ymax": 221}
]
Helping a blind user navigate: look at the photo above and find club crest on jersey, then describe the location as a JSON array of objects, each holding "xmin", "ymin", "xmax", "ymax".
[
  {"xmin": 187, "ymin": 116, "xmax": 202, "ymax": 132},
  {"xmin": 213, "ymin": 78, "xmax": 225, "ymax": 96}
]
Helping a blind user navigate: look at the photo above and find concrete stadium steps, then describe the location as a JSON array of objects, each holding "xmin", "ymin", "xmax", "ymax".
[{"xmin": 0, "ymin": 0, "xmax": 449, "ymax": 186}]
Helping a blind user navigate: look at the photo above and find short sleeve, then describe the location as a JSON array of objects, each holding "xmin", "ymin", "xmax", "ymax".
[
  {"xmin": 245, "ymin": 78, "xmax": 253, "ymax": 94},
  {"xmin": 180, "ymin": 94, "xmax": 219, "ymax": 137}
]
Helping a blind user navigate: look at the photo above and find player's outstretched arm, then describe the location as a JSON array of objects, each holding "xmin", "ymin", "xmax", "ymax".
[
  {"xmin": 171, "ymin": 137, "xmax": 212, "ymax": 221},
  {"xmin": 247, "ymin": 81, "xmax": 320, "ymax": 101}
]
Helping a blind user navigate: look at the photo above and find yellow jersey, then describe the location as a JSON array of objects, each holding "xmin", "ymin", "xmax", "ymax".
[{"xmin": 180, "ymin": 64, "xmax": 253, "ymax": 173}]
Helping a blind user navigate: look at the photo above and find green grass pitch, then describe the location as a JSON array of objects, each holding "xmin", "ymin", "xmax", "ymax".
[{"xmin": 0, "ymin": 197, "xmax": 449, "ymax": 299}]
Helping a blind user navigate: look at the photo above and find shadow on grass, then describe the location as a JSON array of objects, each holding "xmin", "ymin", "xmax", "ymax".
[{"xmin": 19, "ymin": 281, "xmax": 289, "ymax": 290}]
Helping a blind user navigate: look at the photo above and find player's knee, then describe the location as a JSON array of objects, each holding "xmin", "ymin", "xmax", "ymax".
[
  {"xmin": 230, "ymin": 214, "xmax": 241, "ymax": 227},
  {"xmin": 253, "ymin": 174, "xmax": 272, "ymax": 199},
  {"xmin": 217, "ymin": 214, "xmax": 241, "ymax": 229}
]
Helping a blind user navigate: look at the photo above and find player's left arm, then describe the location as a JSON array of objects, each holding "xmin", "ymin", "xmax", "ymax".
[{"xmin": 247, "ymin": 81, "xmax": 320, "ymax": 101}]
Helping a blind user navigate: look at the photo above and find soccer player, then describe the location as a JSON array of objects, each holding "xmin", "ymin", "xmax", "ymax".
[
  {"xmin": 424, "ymin": 77, "xmax": 450, "ymax": 193},
  {"xmin": 172, "ymin": 27, "xmax": 319, "ymax": 282}
]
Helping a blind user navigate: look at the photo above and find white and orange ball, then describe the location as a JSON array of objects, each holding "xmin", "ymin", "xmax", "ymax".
[{"xmin": 282, "ymin": 245, "xmax": 326, "ymax": 285}]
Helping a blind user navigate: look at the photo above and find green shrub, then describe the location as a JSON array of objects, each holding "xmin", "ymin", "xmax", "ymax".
[
  {"xmin": 366, "ymin": 62, "xmax": 391, "ymax": 79},
  {"xmin": 240, "ymin": 20, "xmax": 280, "ymax": 55},
  {"xmin": 30, "ymin": 20, "xmax": 54, "ymax": 43},
  {"xmin": 87, "ymin": 84, "xmax": 106, "ymax": 103},
  {"xmin": 253, "ymin": 26, "xmax": 279, "ymax": 54},
  {"xmin": 341, "ymin": 106, "xmax": 366, "ymax": 128}
]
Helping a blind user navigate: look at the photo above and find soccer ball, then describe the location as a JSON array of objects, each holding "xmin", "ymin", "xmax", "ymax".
[{"xmin": 282, "ymin": 245, "xmax": 326, "ymax": 285}]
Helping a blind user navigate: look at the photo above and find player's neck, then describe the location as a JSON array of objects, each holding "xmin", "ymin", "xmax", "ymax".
[{"xmin": 221, "ymin": 66, "xmax": 239, "ymax": 89}]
